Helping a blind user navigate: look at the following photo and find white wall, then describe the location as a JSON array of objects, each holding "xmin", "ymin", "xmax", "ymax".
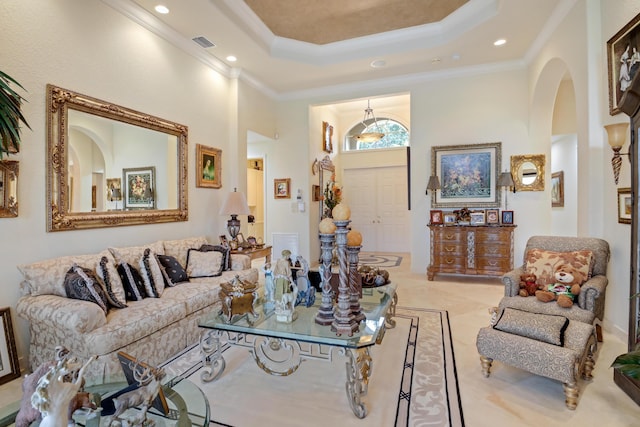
[{"xmin": 551, "ymin": 135, "xmax": 578, "ymax": 236}]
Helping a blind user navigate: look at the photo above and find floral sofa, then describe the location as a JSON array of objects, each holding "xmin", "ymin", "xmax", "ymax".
[{"xmin": 16, "ymin": 236, "xmax": 259, "ymax": 385}]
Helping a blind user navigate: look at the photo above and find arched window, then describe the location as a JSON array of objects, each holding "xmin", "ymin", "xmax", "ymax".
[{"xmin": 344, "ymin": 118, "xmax": 409, "ymax": 151}]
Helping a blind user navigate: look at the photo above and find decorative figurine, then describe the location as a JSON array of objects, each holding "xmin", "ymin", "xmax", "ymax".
[
  {"xmin": 295, "ymin": 255, "xmax": 316, "ymax": 307},
  {"xmin": 262, "ymin": 262, "xmax": 275, "ymax": 311},
  {"xmin": 274, "ymin": 250, "xmax": 298, "ymax": 322}
]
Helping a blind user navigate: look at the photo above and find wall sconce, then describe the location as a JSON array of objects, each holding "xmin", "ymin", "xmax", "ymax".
[
  {"xmin": 219, "ymin": 188, "xmax": 250, "ymax": 241},
  {"xmin": 426, "ymin": 175, "xmax": 441, "ymax": 195},
  {"xmin": 605, "ymin": 122, "xmax": 630, "ymax": 184},
  {"xmin": 497, "ymin": 171, "xmax": 515, "ymax": 210}
]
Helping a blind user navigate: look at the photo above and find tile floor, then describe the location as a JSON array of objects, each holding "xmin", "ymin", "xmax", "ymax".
[{"xmin": 1, "ymin": 253, "xmax": 639, "ymax": 426}]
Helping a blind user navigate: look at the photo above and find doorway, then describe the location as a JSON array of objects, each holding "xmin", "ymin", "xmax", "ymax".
[{"xmin": 247, "ymin": 158, "xmax": 265, "ymax": 242}]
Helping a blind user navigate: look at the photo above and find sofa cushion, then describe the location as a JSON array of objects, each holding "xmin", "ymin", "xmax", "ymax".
[
  {"xmin": 64, "ymin": 264, "xmax": 111, "ymax": 314},
  {"xmin": 117, "ymin": 263, "xmax": 147, "ymax": 301},
  {"xmin": 157, "ymin": 255, "xmax": 189, "ymax": 286},
  {"xmin": 108, "ymin": 242, "xmax": 165, "ymax": 266},
  {"xmin": 493, "ymin": 307, "xmax": 569, "ymax": 346},
  {"xmin": 162, "ymin": 236, "xmax": 208, "ymax": 269},
  {"xmin": 18, "ymin": 250, "xmax": 117, "ymax": 297},
  {"xmin": 199, "ymin": 244, "xmax": 231, "ymax": 271},
  {"xmin": 96, "ymin": 256, "xmax": 127, "ymax": 306},
  {"xmin": 138, "ymin": 248, "xmax": 165, "ymax": 297},
  {"xmin": 525, "ymin": 249, "xmax": 594, "ymax": 286},
  {"xmin": 186, "ymin": 249, "xmax": 224, "ymax": 278}
]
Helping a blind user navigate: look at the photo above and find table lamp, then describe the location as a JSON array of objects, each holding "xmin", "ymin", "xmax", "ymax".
[{"xmin": 219, "ymin": 188, "xmax": 250, "ymax": 241}]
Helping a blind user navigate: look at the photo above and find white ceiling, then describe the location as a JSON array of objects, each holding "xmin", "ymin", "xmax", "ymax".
[{"xmin": 105, "ymin": 0, "xmax": 567, "ymax": 99}]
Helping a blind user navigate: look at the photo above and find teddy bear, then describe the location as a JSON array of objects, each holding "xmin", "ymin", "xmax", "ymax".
[
  {"xmin": 518, "ymin": 273, "xmax": 539, "ymax": 297},
  {"xmin": 535, "ymin": 265, "xmax": 583, "ymax": 308}
]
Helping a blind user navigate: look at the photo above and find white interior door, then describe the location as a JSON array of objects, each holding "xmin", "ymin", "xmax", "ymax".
[{"xmin": 344, "ymin": 166, "xmax": 409, "ymax": 252}]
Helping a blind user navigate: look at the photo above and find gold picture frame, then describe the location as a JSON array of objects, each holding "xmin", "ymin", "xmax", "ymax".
[
  {"xmin": 322, "ymin": 121, "xmax": 333, "ymax": 153},
  {"xmin": 196, "ymin": 144, "xmax": 222, "ymax": 188},
  {"xmin": 0, "ymin": 308, "xmax": 20, "ymax": 385},
  {"xmin": 551, "ymin": 171, "xmax": 564, "ymax": 207},
  {"xmin": 607, "ymin": 12, "xmax": 640, "ymax": 115},
  {"xmin": 274, "ymin": 178, "xmax": 291, "ymax": 199},
  {"xmin": 511, "ymin": 154, "xmax": 545, "ymax": 192},
  {"xmin": 618, "ymin": 187, "xmax": 632, "ymax": 224}
]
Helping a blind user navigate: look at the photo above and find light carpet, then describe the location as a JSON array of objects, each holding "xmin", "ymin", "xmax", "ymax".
[
  {"xmin": 359, "ymin": 253, "xmax": 403, "ymax": 268},
  {"xmin": 160, "ymin": 307, "xmax": 464, "ymax": 427}
]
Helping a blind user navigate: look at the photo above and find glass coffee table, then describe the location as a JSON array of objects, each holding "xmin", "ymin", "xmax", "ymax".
[{"xmin": 197, "ymin": 283, "xmax": 397, "ymax": 419}]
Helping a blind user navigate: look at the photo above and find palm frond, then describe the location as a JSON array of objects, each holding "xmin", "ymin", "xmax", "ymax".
[{"xmin": 0, "ymin": 70, "xmax": 30, "ymax": 159}]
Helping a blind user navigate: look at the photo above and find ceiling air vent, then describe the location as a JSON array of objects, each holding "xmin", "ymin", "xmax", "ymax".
[{"xmin": 192, "ymin": 36, "xmax": 215, "ymax": 48}]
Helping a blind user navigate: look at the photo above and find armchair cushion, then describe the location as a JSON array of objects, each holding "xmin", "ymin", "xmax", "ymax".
[
  {"xmin": 493, "ymin": 307, "xmax": 569, "ymax": 346},
  {"xmin": 524, "ymin": 249, "xmax": 594, "ymax": 286}
]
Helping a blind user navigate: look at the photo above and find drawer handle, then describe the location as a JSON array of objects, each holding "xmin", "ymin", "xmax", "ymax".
[
  {"xmin": 445, "ymin": 247, "xmax": 455, "ymax": 252},
  {"xmin": 488, "ymin": 260, "xmax": 498, "ymax": 266},
  {"xmin": 445, "ymin": 234, "xmax": 455, "ymax": 239},
  {"xmin": 446, "ymin": 259, "xmax": 454, "ymax": 264}
]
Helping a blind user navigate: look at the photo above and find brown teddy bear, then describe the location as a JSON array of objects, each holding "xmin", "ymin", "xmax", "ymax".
[
  {"xmin": 535, "ymin": 265, "xmax": 583, "ymax": 308},
  {"xmin": 519, "ymin": 273, "xmax": 538, "ymax": 297}
]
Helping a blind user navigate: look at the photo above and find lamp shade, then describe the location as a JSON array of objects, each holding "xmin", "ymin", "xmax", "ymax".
[
  {"xmin": 427, "ymin": 175, "xmax": 441, "ymax": 190},
  {"xmin": 497, "ymin": 172, "xmax": 515, "ymax": 187},
  {"xmin": 219, "ymin": 188, "xmax": 250, "ymax": 215},
  {"xmin": 605, "ymin": 123, "xmax": 629, "ymax": 149}
]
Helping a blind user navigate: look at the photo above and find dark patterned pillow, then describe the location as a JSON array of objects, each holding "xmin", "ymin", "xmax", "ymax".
[
  {"xmin": 199, "ymin": 244, "xmax": 231, "ymax": 271},
  {"xmin": 64, "ymin": 264, "xmax": 110, "ymax": 314},
  {"xmin": 96, "ymin": 257, "xmax": 127, "ymax": 308},
  {"xmin": 117, "ymin": 262, "xmax": 147, "ymax": 301},
  {"xmin": 157, "ymin": 255, "xmax": 189, "ymax": 286}
]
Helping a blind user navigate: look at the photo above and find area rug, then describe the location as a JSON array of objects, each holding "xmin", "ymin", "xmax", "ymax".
[
  {"xmin": 359, "ymin": 253, "xmax": 403, "ymax": 268},
  {"xmin": 160, "ymin": 307, "xmax": 464, "ymax": 427}
]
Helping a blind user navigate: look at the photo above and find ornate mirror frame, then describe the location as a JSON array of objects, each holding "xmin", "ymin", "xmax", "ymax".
[
  {"xmin": 0, "ymin": 161, "xmax": 18, "ymax": 218},
  {"xmin": 46, "ymin": 84, "xmax": 188, "ymax": 231},
  {"xmin": 510, "ymin": 154, "xmax": 545, "ymax": 192},
  {"xmin": 317, "ymin": 155, "xmax": 335, "ymax": 222}
]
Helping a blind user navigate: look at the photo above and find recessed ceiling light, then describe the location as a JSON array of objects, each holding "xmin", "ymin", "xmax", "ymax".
[
  {"xmin": 370, "ymin": 60, "xmax": 386, "ymax": 68},
  {"xmin": 431, "ymin": 57, "xmax": 441, "ymax": 64},
  {"xmin": 226, "ymin": 55, "xmax": 237, "ymax": 62},
  {"xmin": 451, "ymin": 53, "xmax": 461, "ymax": 61},
  {"xmin": 494, "ymin": 39, "xmax": 507, "ymax": 46},
  {"xmin": 154, "ymin": 5, "xmax": 169, "ymax": 14}
]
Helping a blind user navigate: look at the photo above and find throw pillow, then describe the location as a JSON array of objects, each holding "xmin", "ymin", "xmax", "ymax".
[
  {"xmin": 156, "ymin": 255, "xmax": 189, "ymax": 286},
  {"xmin": 186, "ymin": 249, "xmax": 224, "ymax": 278},
  {"xmin": 138, "ymin": 248, "xmax": 165, "ymax": 297},
  {"xmin": 199, "ymin": 244, "xmax": 231, "ymax": 271},
  {"xmin": 95, "ymin": 256, "xmax": 128, "ymax": 307},
  {"xmin": 493, "ymin": 307, "xmax": 569, "ymax": 346},
  {"xmin": 117, "ymin": 263, "xmax": 147, "ymax": 301},
  {"xmin": 161, "ymin": 236, "xmax": 209, "ymax": 269},
  {"xmin": 524, "ymin": 249, "xmax": 594, "ymax": 286},
  {"xmin": 64, "ymin": 263, "xmax": 110, "ymax": 314}
]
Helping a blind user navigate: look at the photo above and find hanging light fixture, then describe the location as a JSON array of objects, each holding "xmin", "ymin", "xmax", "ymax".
[{"xmin": 356, "ymin": 100, "xmax": 385, "ymax": 143}]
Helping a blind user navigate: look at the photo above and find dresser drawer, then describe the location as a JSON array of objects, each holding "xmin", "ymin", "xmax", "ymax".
[
  {"xmin": 478, "ymin": 244, "xmax": 510, "ymax": 258},
  {"xmin": 476, "ymin": 256, "xmax": 511, "ymax": 272},
  {"xmin": 432, "ymin": 255, "xmax": 465, "ymax": 269},
  {"xmin": 475, "ymin": 228, "xmax": 511, "ymax": 244},
  {"xmin": 433, "ymin": 228, "xmax": 465, "ymax": 243},
  {"xmin": 433, "ymin": 243, "xmax": 465, "ymax": 256}
]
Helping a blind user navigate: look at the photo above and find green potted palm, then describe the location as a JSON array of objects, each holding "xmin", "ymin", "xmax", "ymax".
[
  {"xmin": 0, "ymin": 70, "xmax": 30, "ymax": 158},
  {"xmin": 611, "ymin": 291, "xmax": 640, "ymax": 404}
]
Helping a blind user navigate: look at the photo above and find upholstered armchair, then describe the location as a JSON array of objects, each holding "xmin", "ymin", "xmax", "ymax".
[{"xmin": 499, "ymin": 236, "xmax": 610, "ymax": 331}]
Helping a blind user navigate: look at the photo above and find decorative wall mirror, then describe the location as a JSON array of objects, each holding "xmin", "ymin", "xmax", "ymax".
[
  {"xmin": 317, "ymin": 155, "xmax": 335, "ymax": 222},
  {"xmin": 46, "ymin": 84, "xmax": 188, "ymax": 231},
  {"xmin": 510, "ymin": 154, "xmax": 545, "ymax": 191},
  {"xmin": 0, "ymin": 161, "xmax": 18, "ymax": 218}
]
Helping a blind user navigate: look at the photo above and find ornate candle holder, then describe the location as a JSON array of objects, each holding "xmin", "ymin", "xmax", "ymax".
[
  {"xmin": 315, "ymin": 233, "xmax": 336, "ymax": 325},
  {"xmin": 331, "ymin": 220, "xmax": 359, "ymax": 336},
  {"xmin": 347, "ymin": 245, "xmax": 365, "ymax": 324}
]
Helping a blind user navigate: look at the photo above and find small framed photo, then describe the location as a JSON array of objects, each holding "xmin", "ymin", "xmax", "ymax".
[
  {"xmin": 312, "ymin": 184, "xmax": 321, "ymax": 202},
  {"xmin": 274, "ymin": 178, "xmax": 291, "ymax": 199},
  {"xmin": 196, "ymin": 144, "xmax": 222, "ymax": 188},
  {"xmin": 0, "ymin": 308, "xmax": 20, "ymax": 385},
  {"xmin": 219, "ymin": 235, "xmax": 228, "ymax": 246},
  {"xmin": 443, "ymin": 213, "xmax": 457, "ymax": 225},
  {"xmin": 247, "ymin": 236, "xmax": 257, "ymax": 247},
  {"xmin": 618, "ymin": 187, "xmax": 631, "ymax": 224},
  {"xmin": 470, "ymin": 211, "xmax": 485, "ymax": 226},
  {"xmin": 237, "ymin": 232, "xmax": 246, "ymax": 243},
  {"xmin": 551, "ymin": 171, "xmax": 564, "ymax": 207},
  {"xmin": 123, "ymin": 166, "xmax": 155, "ymax": 209},
  {"xmin": 502, "ymin": 210, "xmax": 514, "ymax": 225},
  {"xmin": 430, "ymin": 210, "xmax": 443, "ymax": 225},
  {"xmin": 486, "ymin": 209, "xmax": 499, "ymax": 224}
]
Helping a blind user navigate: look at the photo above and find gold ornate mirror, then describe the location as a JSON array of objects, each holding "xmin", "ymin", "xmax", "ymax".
[
  {"xmin": 0, "ymin": 161, "xmax": 18, "ymax": 218},
  {"xmin": 46, "ymin": 84, "xmax": 188, "ymax": 231},
  {"xmin": 510, "ymin": 154, "xmax": 545, "ymax": 191}
]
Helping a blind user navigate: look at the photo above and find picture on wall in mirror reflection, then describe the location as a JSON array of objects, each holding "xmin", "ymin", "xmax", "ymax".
[
  {"xmin": 618, "ymin": 187, "xmax": 631, "ymax": 224},
  {"xmin": 196, "ymin": 144, "xmax": 222, "ymax": 188},
  {"xmin": 123, "ymin": 167, "xmax": 155, "ymax": 210}
]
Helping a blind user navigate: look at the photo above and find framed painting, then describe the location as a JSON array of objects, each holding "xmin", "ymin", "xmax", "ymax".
[
  {"xmin": 274, "ymin": 178, "xmax": 291, "ymax": 199},
  {"xmin": 618, "ymin": 187, "xmax": 632, "ymax": 224},
  {"xmin": 443, "ymin": 213, "xmax": 457, "ymax": 225},
  {"xmin": 607, "ymin": 12, "xmax": 640, "ymax": 115},
  {"xmin": 430, "ymin": 210, "xmax": 443, "ymax": 225},
  {"xmin": 502, "ymin": 210, "xmax": 514, "ymax": 225},
  {"xmin": 123, "ymin": 167, "xmax": 155, "ymax": 209},
  {"xmin": 322, "ymin": 121, "xmax": 333, "ymax": 153},
  {"xmin": 0, "ymin": 308, "xmax": 20, "ymax": 385},
  {"xmin": 551, "ymin": 171, "xmax": 564, "ymax": 207},
  {"xmin": 106, "ymin": 178, "xmax": 122, "ymax": 202},
  {"xmin": 431, "ymin": 142, "xmax": 501, "ymax": 208},
  {"xmin": 196, "ymin": 144, "xmax": 222, "ymax": 188}
]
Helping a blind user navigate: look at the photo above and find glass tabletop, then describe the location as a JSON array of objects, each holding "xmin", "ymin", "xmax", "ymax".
[{"xmin": 199, "ymin": 283, "xmax": 396, "ymax": 348}]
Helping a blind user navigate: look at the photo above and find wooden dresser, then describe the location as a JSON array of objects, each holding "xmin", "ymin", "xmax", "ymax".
[{"xmin": 427, "ymin": 225, "xmax": 516, "ymax": 280}]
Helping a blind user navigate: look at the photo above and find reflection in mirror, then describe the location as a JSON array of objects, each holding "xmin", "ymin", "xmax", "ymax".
[
  {"xmin": 46, "ymin": 84, "xmax": 188, "ymax": 231},
  {"xmin": 510, "ymin": 154, "xmax": 545, "ymax": 191},
  {"xmin": 317, "ymin": 155, "xmax": 335, "ymax": 222},
  {"xmin": 0, "ymin": 161, "xmax": 18, "ymax": 218}
]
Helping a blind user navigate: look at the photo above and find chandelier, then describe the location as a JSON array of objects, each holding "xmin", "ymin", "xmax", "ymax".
[{"xmin": 356, "ymin": 100, "xmax": 385, "ymax": 143}]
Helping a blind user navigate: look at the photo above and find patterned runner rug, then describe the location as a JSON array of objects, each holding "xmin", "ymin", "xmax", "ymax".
[
  {"xmin": 161, "ymin": 307, "xmax": 464, "ymax": 427},
  {"xmin": 358, "ymin": 253, "xmax": 403, "ymax": 268}
]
